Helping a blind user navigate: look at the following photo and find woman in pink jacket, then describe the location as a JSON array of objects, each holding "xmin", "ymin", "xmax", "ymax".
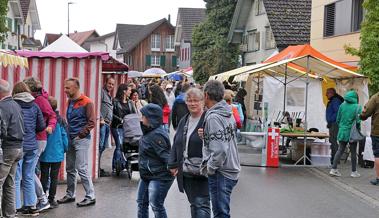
[{"xmin": 24, "ymin": 77, "xmax": 57, "ymax": 211}]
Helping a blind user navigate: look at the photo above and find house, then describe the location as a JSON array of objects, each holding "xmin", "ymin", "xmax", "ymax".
[
  {"xmin": 86, "ymin": 32, "xmax": 117, "ymax": 59},
  {"xmin": 114, "ymin": 18, "xmax": 177, "ymax": 73},
  {"xmin": 174, "ymin": 8, "xmax": 206, "ymax": 69},
  {"xmin": 228, "ymin": 0, "xmax": 311, "ymax": 65},
  {"xmin": 1, "ymin": 0, "xmax": 41, "ymax": 50},
  {"xmin": 42, "ymin": 30, "xmax": 99, "ymax": 51},
  {"xmin": 310, "ymin": 0, "xmax": 363, "ymax": 66}
]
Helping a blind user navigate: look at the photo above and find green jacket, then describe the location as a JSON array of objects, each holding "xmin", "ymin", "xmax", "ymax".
[{"xmin": 336, "ymin": 90, "xmax": 361, "ymax": 142}]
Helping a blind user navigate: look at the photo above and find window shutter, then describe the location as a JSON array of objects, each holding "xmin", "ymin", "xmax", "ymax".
[
  {"xmin": 146, "ymin": 55, "xmax": 151, "ymax": 66},
  {"xmin": 172, "ymin": 56, "xmax": 177, "ymax": 67},
  {"xmin": 160, "ymin": 56, "xmax": 166, "ymax": 67},
  {"xmin": 324, "ymin": 3, "xmax": 336, "ymax": 37},
  {"xmin": 7, "ymin": 18, "xmax": 12, "ymax": 32},
  {"xmin": 14, "ymin": 20, "xmax": 18, "ymax": 33}
]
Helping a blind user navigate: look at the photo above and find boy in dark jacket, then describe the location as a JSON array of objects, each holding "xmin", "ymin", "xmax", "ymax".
[
  {"xmin": 137, "ymin": 103, "xmax": 174, "ymax": 218},
  {"xmin": 40, "ymin": 97, "xmax": 68, "ymax": 208}
]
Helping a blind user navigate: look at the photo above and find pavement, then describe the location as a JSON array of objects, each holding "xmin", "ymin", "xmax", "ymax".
[{"xmin": 29, "ymin": 143, "xmax": 379, "ymax": 218}]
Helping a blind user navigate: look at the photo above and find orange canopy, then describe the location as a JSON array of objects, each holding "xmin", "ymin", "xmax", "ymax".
[{"xmin": 264, "ymin": 44, "xmax": 358, "ymax": 72}]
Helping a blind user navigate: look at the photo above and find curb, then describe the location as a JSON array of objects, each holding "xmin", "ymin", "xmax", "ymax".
[{"xmin": 308, "ymin": 168, "xmax": 379, "ymax": 210}]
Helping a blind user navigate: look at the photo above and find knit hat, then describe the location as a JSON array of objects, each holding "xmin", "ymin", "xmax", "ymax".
[{"xmin": 140, "ymin": 103, "xmax": 163, "ymax": 128}]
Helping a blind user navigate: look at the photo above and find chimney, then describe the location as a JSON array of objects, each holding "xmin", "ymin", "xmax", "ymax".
[{"xmin": 168, "ymin": 14, "xmax": 171, "ymax": 24}]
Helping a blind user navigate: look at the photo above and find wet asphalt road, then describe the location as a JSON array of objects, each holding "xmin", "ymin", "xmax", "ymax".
[{"xmin": 35, "ymin": 165, "xmax": 379, "ymax": 218}]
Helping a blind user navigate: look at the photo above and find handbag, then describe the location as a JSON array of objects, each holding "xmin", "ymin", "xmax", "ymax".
[
  {"xmin": 350, "ymin": 105, "xmax": 365, "ymax": 143},
  {"xmin": 182, "ymin": 115, "xmax": 202, "ymax": 176}
]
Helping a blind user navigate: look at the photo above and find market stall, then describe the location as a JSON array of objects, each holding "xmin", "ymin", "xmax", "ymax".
[
  {"xmin": 210, "ymin": 44, "xmax": 368, "ymax": 166},
  {"xmin": 0, "ymin": 50, "xmax": 29, "ymax": 83}
]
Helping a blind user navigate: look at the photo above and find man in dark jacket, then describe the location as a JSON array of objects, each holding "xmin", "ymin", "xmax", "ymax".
[
  {"xmin": 58, "ymin": 78, "xmax": 96, "ymax": 207},
  {"xmin": 171, "ymin": 83, "xmax": 190, "ymax": 129},
  {"xmin": 0, "ymin": 79, "xmax": 24, "ymax": 218},
  {"xmin": 99, "ymin": 77, "xmax": 114, "ymax": 177},
  {"xmin": 325, "ymin": 88, "xmax": 343, "ymax": 164}
]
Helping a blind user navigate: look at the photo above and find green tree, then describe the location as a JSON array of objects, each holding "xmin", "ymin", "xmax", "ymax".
[
  {"xmin": 0, "ymin": 0, "xmax": 8, "ymax": 43},
  {"xmin": 192, "ymin": 0, "xmax": 239, "ymax": 84},
  {"xmin": 345, "ymin": 0, "xmax": 379, "ymax": 94}
]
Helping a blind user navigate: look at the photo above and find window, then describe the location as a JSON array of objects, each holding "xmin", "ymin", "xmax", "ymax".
[
  {"xmin": 151, "ymin": 55, "xmax": 160, "ymax": 66},
  {"xmin": 255, "ymin": 0, "xmax": 265, "ymax": 15},
  {"xmin": 265, "ymin": 26, "xmax": 276, "ymax": 49},
  {"xmin": 151, "ymin": 34, "xmax": 161, "ymax": 51},
  {"xmin": 165, "ymin": 35, "xmax": 175, "ymax": 51},
  {"xmin": 126, "ymin": 55, "xmax": 133, "ymax": 66},
  {"xmin": 324, "ymin": 3, "xmax": 336, "ymax": 37},
  {"xmin": 352, "ymin": 0, "xmax": 364, "ymax": 32},
  {"xmin": 7, "ymin": 18, "xmax": 13, "ymax": 32},
  {"xmin": 247, "ymin": 30, "xmax": 260, "ymax": 52}
]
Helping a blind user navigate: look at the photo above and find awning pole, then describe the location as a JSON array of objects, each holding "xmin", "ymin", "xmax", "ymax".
[{"xmin": 303, "ymin": 56, "xmax": 310, "ymax": 166}]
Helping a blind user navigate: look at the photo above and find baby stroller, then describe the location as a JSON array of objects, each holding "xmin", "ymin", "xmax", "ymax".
[{"xmin": 121, "ymin": 113, "xmax": 142, "ymax": 179}]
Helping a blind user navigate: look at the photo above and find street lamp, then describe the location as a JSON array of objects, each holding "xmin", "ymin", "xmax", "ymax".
[{"xmin": 67, "ymin": 2, "xmax": 74, "ymax": 36}]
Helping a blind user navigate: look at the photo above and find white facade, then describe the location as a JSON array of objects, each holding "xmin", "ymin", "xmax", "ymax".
[
  {"xmin": 1, "ymin": 0, "xmax": 40, "ymax": 50},
  {"xmin": 89, "ymin": 37, "xmax": 117, "ymax": 59},
  {"xmin": 242, "ymin": 0, "xmax": 277, "ymax": 65},
  {"xmin": 178, "ymin": 40, "xmax": 191, "ymax": 69}
]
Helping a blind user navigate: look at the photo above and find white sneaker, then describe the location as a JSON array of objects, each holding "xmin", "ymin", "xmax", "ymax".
[
  {"xmin": 329, "ymin": 169, "xmax": 341, "ymax": 177},
  {"xmin": 351, "ymin": 171, "xmax": 361, "ymax": 178}
]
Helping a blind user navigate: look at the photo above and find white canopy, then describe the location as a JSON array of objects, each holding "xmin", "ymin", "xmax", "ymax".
[{"xmin": 41, "ymin": 34, "xmax": 88, "ymax": 53}]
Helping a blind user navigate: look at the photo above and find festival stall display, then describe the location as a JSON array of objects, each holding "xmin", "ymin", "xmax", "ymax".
[
  {"xmin": 0, "ymin": 50, "xmax": 29, "ymax": 83},
  {"xmin": 210, "ymin": 45, "xmax": 368, "ymax": 167}
]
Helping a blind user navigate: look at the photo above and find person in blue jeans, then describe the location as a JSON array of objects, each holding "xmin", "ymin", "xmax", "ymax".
[
  {"xmin": 200, "ymin": 80, "xmax": 241, "ymax": 218},
  {"xmin": 168, "ymin": 88, "xmax": 211, "ymax": 218},
  {"xmin": 13, "ymin": 82, "xmax": 45, "ymax": 216},
  {"xmin": 137, "ymin": 104, "xmax": 174, "ymax": 218},
  {"xmin": 99, "ymin": 77, "xmax": 115, "ymax": 177},
  {"xmin": 111, "ymin": 84, "xmax": 134, "ymax": 172}
]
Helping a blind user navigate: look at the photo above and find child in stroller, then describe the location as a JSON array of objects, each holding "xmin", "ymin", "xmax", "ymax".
[{"xmin": 114, "ymin": 113, "xmax": 142, "ymax": 178}]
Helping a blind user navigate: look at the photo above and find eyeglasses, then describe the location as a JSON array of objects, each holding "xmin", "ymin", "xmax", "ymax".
[{"xmin": 186, "ymin": 99, "xmax": 202, "ymax": 104}]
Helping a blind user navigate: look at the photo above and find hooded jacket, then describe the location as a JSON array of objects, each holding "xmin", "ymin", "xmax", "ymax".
[
  {"xmin": 138, "ymin": 104, "xmax": 174, "ymax": 181},
  {"xmin": 40, "ymin": 112, "xmax": 69, "ymax": 163},
  {"xmin": 14, "ymin": 92, "xmax": 45, "ymax": 151},
  {"xmin": 33, "ymin": 89, "xmax": 57, "ymax": 140},
  {"xmin": 326, "ymin": 94, "xmax": 343, "ymax": 125},
  {"xmin": 201, "ymin": 100, "xmax": 241, "ymax": 180},
  {"xmin": 0, "ymin": 96, "xmax": 24, "ymax": 149},
  {"xmin": 171, "ymin": 93, "xmax": 189, "ymax": 129},
  {"xmin": 336, "ymin": 90, "xmax": 361, "ymax": 142}
]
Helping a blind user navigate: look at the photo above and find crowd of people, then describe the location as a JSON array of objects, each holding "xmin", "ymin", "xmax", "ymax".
[
  {"xmin": 0, "ymin": 75, "xmax": 246, "ymax": 218},
  {"xmin": 325, "ymin": 88, "xmax": 379, "ymax": 185}
]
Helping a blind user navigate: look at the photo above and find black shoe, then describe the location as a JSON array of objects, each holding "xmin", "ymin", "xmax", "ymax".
[
  {"xmin": 21, "ymin": 206, "xmax": 39, "ymax": 216},
  {"xmin": 57, "ymin": 196, "xmax": 76, "ymax": 204},
  {"xmin": 49, "ymin": 199, "xmax": 59, "ymax": 209},
  {"xmin": 77, "ymin": 198, "xmax": 96, "ymax": 207},
  {"xmin": 370, "ymin": 178, "xmax": 379, "ymax": 186},
  {"xmin": 100, "ymin": 169, "xmax": 111, "ymax": 177}
]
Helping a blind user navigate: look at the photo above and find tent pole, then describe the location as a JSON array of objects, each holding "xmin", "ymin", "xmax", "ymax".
[
  {"xmin": 303, "ymin": 56, "xmax": 310, "ymax": 166},
  {"xmin": 283, "ymin": 64, "xmax": 288, "ymax": 113}
]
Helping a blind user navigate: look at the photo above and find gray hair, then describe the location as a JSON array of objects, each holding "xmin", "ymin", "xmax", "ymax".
[
  {"xmin": 185, "ymin": 88, "xmax": 204, "ymax": 101},
  {"xmin": 204, "ymin": 80, "xmax": 225, "ymax": 102},
  {"xmin": 0, "ymin": 79, "xmax": 11, "ymax": 94}
]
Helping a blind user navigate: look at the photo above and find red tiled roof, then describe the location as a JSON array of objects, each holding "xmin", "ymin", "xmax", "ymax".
[
  {"xmin": 45, "ymin": 33, "xmax": 61, "ymax": 45},
  {"xmin": 20, "ymin": 0, "xmax": 31, "ymax": 22},
  {"xmin": 69, "ymin": 30, "xmax": 99, "ymax": 45}
]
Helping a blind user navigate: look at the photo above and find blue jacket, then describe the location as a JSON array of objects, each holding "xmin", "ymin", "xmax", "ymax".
[
  {"xmin": 14, "ymin": 93, "xmax": 45, "ymax": 151},
  {"xmin": 139, "ymin": 104, "xmax": 174, "ymax": 181},
  {"xmin": 326, "ymin": 95, "xmax": 343, "ymax": 125},
  {"xmin": 66, "ymin": 94, "xmax": 95, "ymax": 139},
  {"xmin": 40, "ymin": 113, "xmax": 68, "ymax": 163}
]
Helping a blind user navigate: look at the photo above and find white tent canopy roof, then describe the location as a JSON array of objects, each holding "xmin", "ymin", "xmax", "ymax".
[{"xmin": 41, "ymin": 34, "xmax": 88, "ymax": 53}]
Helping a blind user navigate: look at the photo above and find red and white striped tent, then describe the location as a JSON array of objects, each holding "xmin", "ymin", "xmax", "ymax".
[{"xmin": 13, "ymin": 50, "xmax": 129, "ymax": 180}]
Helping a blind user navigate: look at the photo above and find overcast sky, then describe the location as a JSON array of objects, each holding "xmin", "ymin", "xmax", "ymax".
[{"xmin": 34, "ymin": 0, "xmax": 206, "ymax": 41}]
